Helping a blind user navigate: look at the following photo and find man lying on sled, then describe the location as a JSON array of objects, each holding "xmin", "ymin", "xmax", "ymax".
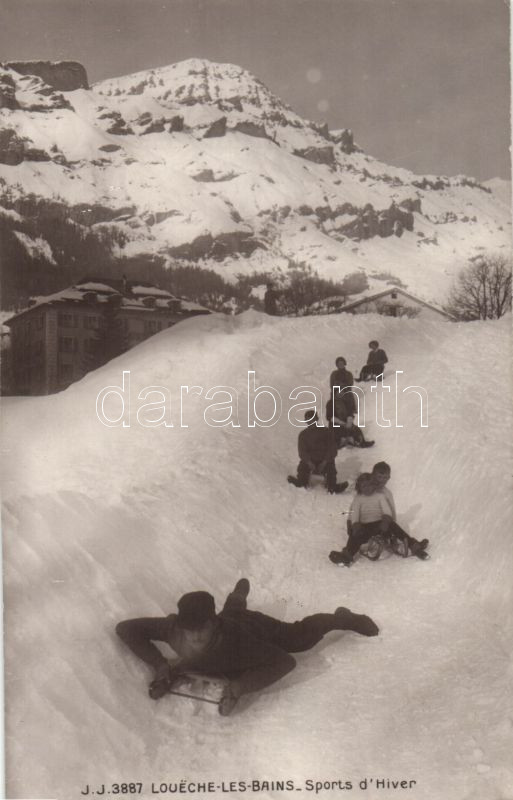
[{"xmin": 116, "ymin": 579, "xmax": 379, "ymax": 716}]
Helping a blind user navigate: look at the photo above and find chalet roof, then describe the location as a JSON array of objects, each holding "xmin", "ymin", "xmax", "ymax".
[{"xmin": 340, "ymin": 286, "xmax": 453, "ymax": 319}]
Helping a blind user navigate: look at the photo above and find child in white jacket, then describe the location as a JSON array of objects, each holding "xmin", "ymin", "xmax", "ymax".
[{"xmin": 329, "ymin": 471, "xmax": 428, "ymax": 566}]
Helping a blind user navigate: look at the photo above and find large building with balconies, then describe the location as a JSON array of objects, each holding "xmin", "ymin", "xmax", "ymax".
[{"xmin": 4, "ymin": 277, "xmax": 210, "ymax": 395}]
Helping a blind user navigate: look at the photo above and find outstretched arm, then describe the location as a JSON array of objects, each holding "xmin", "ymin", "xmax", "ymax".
[{"xmin": 116, "ymin": 617, "xmax": 172, "ymax": 671}]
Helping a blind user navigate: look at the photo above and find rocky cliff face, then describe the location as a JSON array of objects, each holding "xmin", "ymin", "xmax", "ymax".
[
  {"xmin": 0, "ymin": 72, "xmax": 18, "ymax": 110},
  {"xmin": 3, "ymin": 60, "xmax": 89, "ymax": 91},
  {"xmin": 0, "ymin": 57, "xmax": 510, "ymax": 309}
]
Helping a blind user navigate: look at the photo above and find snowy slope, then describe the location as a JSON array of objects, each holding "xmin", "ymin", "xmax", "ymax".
[
  {"xmin": 484, "ymin": 178, "xmax": 511, "ymax": 207},
  {"xmin": 2, "ymin": 311, "xmax": 512, "ymax": 800},
  {"xmin": 1, "ymin": 58, "xmax": 511, "ymax": 306}
]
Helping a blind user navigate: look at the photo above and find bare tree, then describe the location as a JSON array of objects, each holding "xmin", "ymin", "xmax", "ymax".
[{"xmin": 445, "ymin": 255, "xmax": 512, "ymax": 320}]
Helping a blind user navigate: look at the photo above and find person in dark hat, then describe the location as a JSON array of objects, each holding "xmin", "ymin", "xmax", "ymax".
[
  {"xmin": 115, "ymin": 579, "xmax": 378, "ymax": 716},
  {"xmin": 287, "ymin": 409, "xmax": 348, "ymax": 494}
]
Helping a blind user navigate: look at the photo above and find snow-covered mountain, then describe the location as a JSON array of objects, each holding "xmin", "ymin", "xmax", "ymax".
[{"xmin": 0, "ymin": 58, "xmax": 511, "ymax": 308}]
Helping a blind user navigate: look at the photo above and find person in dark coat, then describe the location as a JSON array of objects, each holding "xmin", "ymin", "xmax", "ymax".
[
  {"xmin": 264, "ymin": 282, "xmax": 279, "ymax": 315},
  {"xmin": 357, "ymin": 341, "xmax": 388, "ymax": 381},
  {"xmin": 287, "ymin": 409, "xmax": 348, "ymax": 493},
  {"xmin": 325, "ymin": 395, "xmax": 374, "ymax": 449},
  {"xmin": 116, "ymin": 579, "xmax": 379, "ymax": 716},
  {"xmin": 329, "ymin": 356, "xmax": 356, "ymax": 415}
]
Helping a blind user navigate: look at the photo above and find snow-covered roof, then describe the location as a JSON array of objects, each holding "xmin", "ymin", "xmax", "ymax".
[
  {"xmin": 129, "ymin": 285, "xmax": 174, "ymax": 297},
  {"xmin": 76, "ymin": 282, "xmax": 119, "ymax": 293},
  {"xmin": 6, "ymin": 287, "xmax": 88, "ymax": 320},
  {"xmin": 179, "ymin": 299, "xmax": 210, "ymax": 312},
  {"xmin": 4, "ymin": 281, "xmax": 209, "ymax": 323},
  {"xmin": 341, "ymin": 286, "xmax": 452, "ymax": 318}
]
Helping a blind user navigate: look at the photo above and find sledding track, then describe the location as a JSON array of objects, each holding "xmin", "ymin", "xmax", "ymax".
[{"xmin": 2, "ymin": 311, "xmax": 512, "ymax": 799}]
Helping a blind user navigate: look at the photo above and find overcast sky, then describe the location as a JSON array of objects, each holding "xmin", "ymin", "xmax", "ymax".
[{"xmin": 2, "ymin": 0, "xmax": 511, "ymax": 180}]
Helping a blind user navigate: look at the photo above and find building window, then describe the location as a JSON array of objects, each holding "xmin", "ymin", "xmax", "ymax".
[
  {"xmin": 84, "ymin": 338, "xmax": 97, "ymax": 354},
  {"xmin": 58, "ymin": 312, "xmax": 77, "ymax": 328},
  {"xmin": 84, "ymin": 316, "xmax": 99, "ymax": 330},
  {"xmin": 59, "ymin": 336, "xmax": 76, "ymax": 353},
  {"xmin": 144, "ymin": 320, "xmax": 159, "ymax": 335},
  {"xmin": 37, "ymin": 315, "xmax": 44, "ymax": 329},
  {"xmin": 391, "ymin": 291, "xmax": 398, "ymax": 299}
]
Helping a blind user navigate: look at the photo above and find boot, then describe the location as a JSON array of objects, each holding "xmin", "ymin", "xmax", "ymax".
[
  {"xmin": 232, "ymin": 578, "xmax": 250, "ymax": 600},
  {"xmin": 287, "ymin": 475, "xmax": 305, "ymax": 488},
  {"xmin": 410, "ymin": 540, "xmax": 430, "ymax": 558},
  {"xmin": 149, "ymin": 677, "xmax": 171, "ymax": 700},
  {"xmin": 328, "ymin": 481, "xmax": 349, "ymax": 495},
  {"xmin": 219, "ymin": 684, "xmax": 241, "ymax": 716},
  {"xmin": 335, "ymin": 607, "xmax": 379, "ymax": 636},
  {"xmin": 329, "ymin": 549, "xmax": 352, "ymax": 566}
]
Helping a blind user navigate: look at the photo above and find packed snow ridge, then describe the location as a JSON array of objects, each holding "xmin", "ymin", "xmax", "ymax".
[{"xmin": 2, "ymin": 311, "xmax": 512, "ymax": 799}]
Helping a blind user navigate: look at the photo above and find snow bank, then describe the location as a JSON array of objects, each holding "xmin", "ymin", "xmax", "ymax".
[{"xmin": 2, "ymin": 311, "xmax": 512, "ymax": 799}]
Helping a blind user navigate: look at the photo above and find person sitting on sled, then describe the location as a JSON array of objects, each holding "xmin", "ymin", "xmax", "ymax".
[
  {"xmin": 357, "ymin": 340, "xmax": 388, "ymax": 382},
  {"xmin": 334, "ymin": 463, "xmax": 428, "ymax": 562},
  {"xmin": 371, "ymin": 461, "xmax": 396, "ymax": 516},
  {"xmin": 115, "ymin": 579, "xmax": 379, "ymax": 716},
  {"xmin": 287, "ymin": 409, "xmax": 349, "ymax": 494},
  {"xmin": 329, "ymin": 473, "xmax": 428, "ymax": 566}
]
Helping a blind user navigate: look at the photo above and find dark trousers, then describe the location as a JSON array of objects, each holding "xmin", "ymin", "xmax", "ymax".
[
  {"xmin": 296, "ymin": 459, "xmax": 337, "ymax": 492},
  {"xmin": 343, "ymin": 519, "xmax": 416, "ymax": 560},
  {"xmin": 331, "ymin": 423, "xmax": 365, "ymax": 448},
  {"xmin": 222, "ymin": 590, "xmax": 351, "ymax": 653},
  {"xmin": 358, "ymin": 364, "xmax": 385, "ymax": 381}
]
